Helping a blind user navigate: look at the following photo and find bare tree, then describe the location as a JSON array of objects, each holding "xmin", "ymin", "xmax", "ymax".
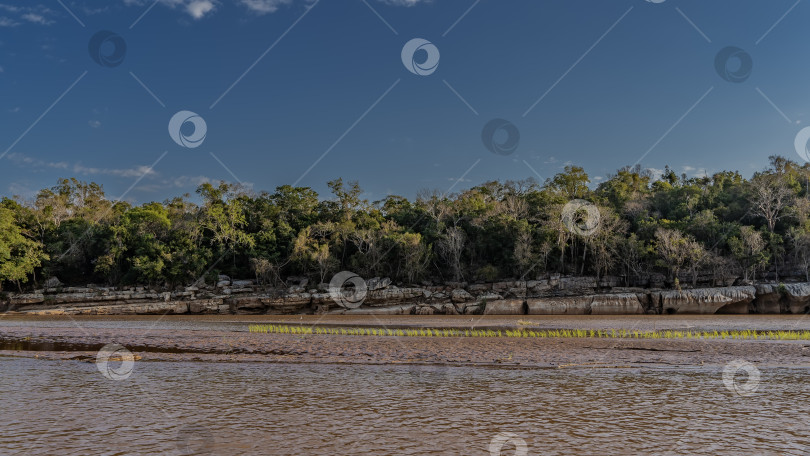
[
  {"xmin": 417, "ymin": 189, "xmax": 453, "ymax": 226},
  {"xmin": 350, "ymin": 221, "xmax": 397, "ymax": 276},
  {"xmin": 585, "ymin": 206, "xmax": 627, "ymax": 280},
  {"xmin": 684, "ymin": 238, "xmax": 708, "ymax": 287},
  {"xmin": 502, "ymin": 195, "xmax": 529, "ymax": 220},
  {"xmin": 397, "ymin": 232, "xmax": 430, "ymax": 284},
  {"xmin": 789, "ymin": 227, "xmax": 810, "ymax": 281},
  {"xmin": 436, "ymin": 227, "xmax": 466, "ymax": 282},
  {"xmin": 513, "ymin": 229, "xmax": 534, "ymax": 275},
  {"xmin": 292, "ymin": 226, "xmax": 337, "ymax": 283},
  {"xmin": 728, "ymin": 226, "xmax": 769, "ymax": 282},
  {"xmin": 706, "ymin": 254, "xmax": 736, "ymax": 286},
  {"xmin": 619, "ymin": 234, "xmax": 649, "ymax": 286},
  {"xmin": 544, "ymin": 204, "xmax": 571, "ymax": 273},
  {"xmin": 250, "ymin": 258, "xmax": 285, "ymax": 287},
  {"xmin": 655, "ymin": 228, "xmax": 690, "ymax": 285},
  {"xmin": 749, "ymin": 173, "xmax": 793, "ymax": 232}
]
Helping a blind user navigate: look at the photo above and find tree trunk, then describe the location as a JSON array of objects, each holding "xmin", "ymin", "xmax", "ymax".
[{"xmin": 579, "ymin": 244, "xmax": 584, "ymax": 276}]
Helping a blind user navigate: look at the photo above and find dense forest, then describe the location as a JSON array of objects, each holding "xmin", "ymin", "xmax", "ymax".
[{"xmin": 2, "ymin": 156, "xmax": 810, "ymax": 292}]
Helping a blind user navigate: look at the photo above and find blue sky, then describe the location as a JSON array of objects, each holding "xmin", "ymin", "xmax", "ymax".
[{"xmin": 1, "ymin": 0, "xmax": 809, "ymax": 203}]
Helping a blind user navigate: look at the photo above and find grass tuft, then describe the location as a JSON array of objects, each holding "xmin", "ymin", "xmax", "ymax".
[{"xmin": 246, "ymin": 324, "xmax": 810, "ymax": 340}]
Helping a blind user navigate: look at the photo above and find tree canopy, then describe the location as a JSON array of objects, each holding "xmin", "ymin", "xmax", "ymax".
[{"xmin": 3, "ymin": 156, "xmax": 810, "ymax": 291}]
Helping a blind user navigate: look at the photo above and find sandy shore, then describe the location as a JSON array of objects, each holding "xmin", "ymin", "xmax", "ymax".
[{"xmin": 2, "ymin": 315, "xmax": 810, "ymax": 368}]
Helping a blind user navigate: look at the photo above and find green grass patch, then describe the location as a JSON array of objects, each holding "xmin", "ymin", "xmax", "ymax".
[{"xmin": 247, "ymin": 324, "xmax": 810, "ymax": 340}]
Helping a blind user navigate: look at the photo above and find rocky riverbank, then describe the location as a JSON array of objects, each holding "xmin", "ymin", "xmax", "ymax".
[{"xmin": 3, "ymin": 275, "xmax": 810, "ymax": 316}]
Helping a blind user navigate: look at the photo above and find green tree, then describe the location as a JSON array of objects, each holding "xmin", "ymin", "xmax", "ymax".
[
  {"xmin": 546, "ymin": 166, "xmax": 590, "ymax": 199},
  {"xmin": 728, "ymin": 226, "xmax": 769, "ymax": 282},
  {"xmin": 0, "ymin": 207, "xmax": 48, "ymax": 291}
]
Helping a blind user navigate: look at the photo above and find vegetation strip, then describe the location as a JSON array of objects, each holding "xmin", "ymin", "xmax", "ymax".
[
  {"xmin": 248, "ymin": 324, "xmax": 810, "ymax": 340},
  {"xmin": 3, "ymin": 157, "xmax": 810, "ymax": 294}
]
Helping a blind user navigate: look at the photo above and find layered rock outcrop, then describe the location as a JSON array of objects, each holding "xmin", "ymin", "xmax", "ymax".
[
  {"xmin": 652, "ymin": 286, "xmax": 757, "ymax": 315},
  {"xmin": 2, "ymin": 276, "xmax": 809, "ymax": 316},
  {"xmin": 524, "ymin": 293, "xmax": 646, "ymax": 315}
]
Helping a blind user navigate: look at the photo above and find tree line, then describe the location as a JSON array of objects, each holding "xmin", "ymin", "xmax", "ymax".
[{"xmin": 1, "ymin": 155, "xmax": 809, "ymax": 292}]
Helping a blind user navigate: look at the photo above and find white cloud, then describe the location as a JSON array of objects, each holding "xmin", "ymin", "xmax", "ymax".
[
  {"xmin": 5, "ymin": 153, "xmax": 68, "ymax": 170},
  {"xmin": 680, "ymin": 165, "xmax": 709, "ymax": 178},
  {"xmin": 5, "ymin": 152, "xmax": 159, "ymax": 179},
  {"xmin": 88, "ymin": 120, "xmax": 101, "ymax": 128},
  {"xmin": 0, "ymin": 4, "xmax": 55, "ymax": 26},
  {"xmin": 22, "ymin": 13, "xmax": 53, "ymax": 25},
  {"xmin": 8, "ymin": 181, "xmax": 37, "ymax": 199},
  {"xmin": 124, "ymin": 0, "xmax": 216, "ymax": 20},
  {"xmin": 82, "ymin": 7, "xmax": 110, "ymax": 15},
  {"xmin": 0, "ymin": 4, "xmax": 21, "ymax": 13},
  {"xmin": 73, "ymin": 164, "xmax": 158, "ymax": 178},
  {"xmin": 186, "ymin": 0, "xmax": 216, "ymax": 19},
  {"xmin": 645, "ymin": 167, "xmax": 664, "ymax": 181},
  {"xmin": 123, "ymin": 0, "xmax": 426, "ymax": 20},
  {"xmin": 239, "ymin": 0, "xmax": 293, "ymax": 14},
  {"xmin": 237, "ymin": 0, "xmax": 424, "ymax": 14},
  {"xmin": 377, "ymin": 0, "xmax": 430, "ymax": 6},
  {"xmin": 136, "ymin": 175, "xmax": 252, "ymax": 194},
  {"xmin": 4, "ymin": 151, "xmax": 258, "ymax": 201},
  {"xmin": 171, "ymin": 175, "xmax": 218, "ymax": 188}
]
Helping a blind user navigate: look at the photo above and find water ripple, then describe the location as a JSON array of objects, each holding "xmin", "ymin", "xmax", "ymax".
[{"xmin": 1, "ymin": 359, "xmax": 808, "ymax": 455}]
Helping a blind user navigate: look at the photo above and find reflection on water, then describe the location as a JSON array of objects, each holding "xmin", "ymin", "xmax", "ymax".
[{"xmin": 1, "ymin": 358, "xmax": 807, "ymax": 455}]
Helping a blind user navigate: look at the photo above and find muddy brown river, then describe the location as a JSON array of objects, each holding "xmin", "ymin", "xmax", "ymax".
[{"xmin": 2, "ymin": 315, "xmax": 810, "ymax": 455}]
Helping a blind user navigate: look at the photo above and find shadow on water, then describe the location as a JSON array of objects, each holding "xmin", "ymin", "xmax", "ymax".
[{"xmin": 0, "ymin": 337, "xmax": 299, "ymax": 356}]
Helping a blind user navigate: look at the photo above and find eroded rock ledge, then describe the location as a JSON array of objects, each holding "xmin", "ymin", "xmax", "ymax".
[{"xmin": 1, "ymin": 275, "xmax": 807, "ymax": 316}]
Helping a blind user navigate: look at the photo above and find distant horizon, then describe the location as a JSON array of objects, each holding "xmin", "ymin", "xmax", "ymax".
[{"xmin": 0, "ymin": 154, "xmax": 796, "ymax": 206}]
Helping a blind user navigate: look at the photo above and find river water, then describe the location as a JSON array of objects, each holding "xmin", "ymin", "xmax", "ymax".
[{"xmin": 2, "ymin": 356, "xmax": 808, "ymax": 455}]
